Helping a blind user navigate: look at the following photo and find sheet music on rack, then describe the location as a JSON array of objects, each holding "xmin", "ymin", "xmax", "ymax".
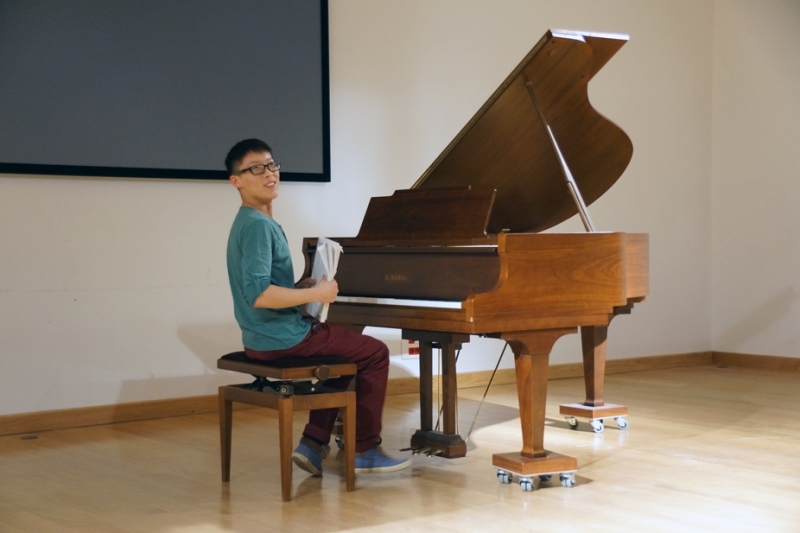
[{"xmin": 305, "ymin": 237, "xmax": 343, "ymax": 322}]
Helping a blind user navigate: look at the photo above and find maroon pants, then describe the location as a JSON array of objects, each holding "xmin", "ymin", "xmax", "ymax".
[{"xmin": 245, "ymin": 322, "xmax": 389, "ymax": 453}]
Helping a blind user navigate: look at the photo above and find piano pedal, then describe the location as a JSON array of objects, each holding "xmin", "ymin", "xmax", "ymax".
[
  {"xmin": 400, "ymin": 446, "xmax": 445, "ymax": 457},
  {"xmin": 400, "ymin": 446, "xmax": 433, "ymax": 456}
]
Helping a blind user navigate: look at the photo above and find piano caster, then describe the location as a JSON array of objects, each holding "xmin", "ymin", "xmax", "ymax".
[
  {"xmin": 565, "ymin": 416, "xmax": 628, "ymax": 432},
  {"xmin": 495, "ymin": 469, "xmax": 576, "ymax": 491}
]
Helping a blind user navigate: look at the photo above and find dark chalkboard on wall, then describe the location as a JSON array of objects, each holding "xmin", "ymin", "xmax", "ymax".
[{"xmin": 0, "ymin": 0, "xmax": 330, "ymax": 182}]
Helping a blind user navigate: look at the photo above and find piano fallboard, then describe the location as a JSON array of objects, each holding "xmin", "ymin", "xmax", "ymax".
[{"xmin": 333, "ymin": 245, "xmax": 500, "ymax": 301}]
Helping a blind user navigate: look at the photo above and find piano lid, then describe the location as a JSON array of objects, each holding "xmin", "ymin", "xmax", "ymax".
[{"xmin": 412, "ymin": 30, "xmax": 633, "ymax": 234}]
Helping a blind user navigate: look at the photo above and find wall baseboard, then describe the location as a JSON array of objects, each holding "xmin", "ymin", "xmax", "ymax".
[
  {"xmin": 712, "ymin": 351, "xmax": 800, "ymax": 372},
  {"xmin": 385, "ymin": 350, "xmax": 713, "ymax": 395},
  {"xmin": 0, "ymin": 350, "xmax": 791, "ymax": 437},
  {"xmin": 0, "ymin": 393, "xmax": 254, "ymax": 438}
]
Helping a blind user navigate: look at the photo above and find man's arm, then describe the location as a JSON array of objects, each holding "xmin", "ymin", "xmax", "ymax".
[{"xmin": 253, "ymin": 276, "xmax": 338, "ymax": 309}]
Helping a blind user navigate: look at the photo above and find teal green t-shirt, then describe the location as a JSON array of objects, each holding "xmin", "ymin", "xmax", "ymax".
[{"xmin": 226, "ymin": 207, "xmax": 311, "ymax": 351}]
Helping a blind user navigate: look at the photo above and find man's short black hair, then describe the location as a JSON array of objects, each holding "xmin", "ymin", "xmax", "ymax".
[{"xmin": 225, "ymin": 139, "xmax": 273, "ymax": 175}]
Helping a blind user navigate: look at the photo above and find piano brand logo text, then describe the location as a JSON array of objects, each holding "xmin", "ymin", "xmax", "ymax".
[{"xmin": 384, "ymin": 274, "xmax": 408, "ymax": 282}]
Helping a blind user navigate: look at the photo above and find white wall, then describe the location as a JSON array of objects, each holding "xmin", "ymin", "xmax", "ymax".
[
  {"xmin": 0, "ymin": 0, "xmax": 749, "ymax": 417},
  {"xmin": 711, "ymin": 0, "xmax": 800, "ymax": 357}
]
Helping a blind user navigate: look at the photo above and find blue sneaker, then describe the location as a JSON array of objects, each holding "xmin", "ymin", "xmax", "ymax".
[
  {"xmin": 292, "ymin": 438, "xmax": 328, "ymax": 476},
  {"xmin": 354, "ymin": 447, "xmax": 411, "ymax": 474}
]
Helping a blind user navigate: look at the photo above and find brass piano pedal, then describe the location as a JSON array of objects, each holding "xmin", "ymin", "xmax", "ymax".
[
  {"xmin": 400, "ymin": 446, "xmax": 445, "ymax": 457},
  {"xmin": 400, "ymin": 446, "xmax": 431, "ymax": 456}
]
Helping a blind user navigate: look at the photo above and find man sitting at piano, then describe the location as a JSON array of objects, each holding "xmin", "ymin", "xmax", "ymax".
[{"xmin": 224, "ymin": 138, "xmax": 411, "ymax": 476}]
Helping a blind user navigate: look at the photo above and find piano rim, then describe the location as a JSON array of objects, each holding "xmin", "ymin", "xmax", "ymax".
[{"xmin": 326, "ymin": 301, "xmax": 617, "ymax": 335}]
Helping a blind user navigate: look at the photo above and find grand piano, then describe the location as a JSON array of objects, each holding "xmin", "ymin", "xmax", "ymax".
[{"xmin": 303, "ymin": 29, "xmax": 648, "ymax": 485}]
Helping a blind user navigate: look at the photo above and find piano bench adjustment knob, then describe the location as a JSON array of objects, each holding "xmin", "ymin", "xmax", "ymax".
[{"xmin": 313, "ymin": 365, "xmax": 330, "ymax": 381}]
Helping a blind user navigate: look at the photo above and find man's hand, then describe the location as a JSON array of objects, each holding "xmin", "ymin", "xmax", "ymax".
[{"xmin": 313, "ymin": 275, "xmax": 339, "ymax": 304}]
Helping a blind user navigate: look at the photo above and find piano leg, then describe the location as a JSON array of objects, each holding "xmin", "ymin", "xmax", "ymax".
[
  {"xmin": 405, "ymin": 331, "xmax": 469, "ymax": 458},
  {"xmin": 559, "ymin": 325, "xmax": 628, "ymax": 432},
  {"xmin": 418, "ymin": 341, "xmax": 433, "ymax": 433},
  {"xmin": 440, "ymin": 341, "xmax": 459, "ymax": 436},
  {"xmin": 493, "ymin": 329, "xmax": 578, "ymax": 478}
]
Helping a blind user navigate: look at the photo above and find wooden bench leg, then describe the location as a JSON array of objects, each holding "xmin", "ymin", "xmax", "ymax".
[
  {"xmin": 218, "ymin": 380, "xmax": 356, "ymax": 501},
  {"xmin": 278, "ymin": 396, "xmax": 294, "ymax": 502},
  {"xmin": 219, "ymin": 387, "xmax": 232, "ymax": 483},
  {"xmin": 343, "ymin": 391, "xmax": 356, "ymax": 492}
]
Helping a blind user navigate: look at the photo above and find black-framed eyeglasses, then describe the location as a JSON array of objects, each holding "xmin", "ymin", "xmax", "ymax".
[{"xmin": 239, "ymin": 162, "xmax": 281, "ymax": 175}]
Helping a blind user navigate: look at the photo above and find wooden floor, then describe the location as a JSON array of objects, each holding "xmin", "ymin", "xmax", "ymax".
[{"xmin": 1, "ymin": 365, "xmax": 799, "ymax": 532}]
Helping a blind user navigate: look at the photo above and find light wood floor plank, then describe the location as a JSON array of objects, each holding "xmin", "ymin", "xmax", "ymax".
[{"xmin": 0, "ymin": 365, "xmax": 797, "ymax": 532}]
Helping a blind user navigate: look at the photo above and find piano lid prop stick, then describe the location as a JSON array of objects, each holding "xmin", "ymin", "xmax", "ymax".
[{"xmin": 525, "ymin": 82, "xmax": 596, "ymax": 233}]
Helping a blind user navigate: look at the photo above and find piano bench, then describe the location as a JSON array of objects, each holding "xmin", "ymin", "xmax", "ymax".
[{"xmin": 216, "ymin": 351, "xmax": 357, "ymax": 501}]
